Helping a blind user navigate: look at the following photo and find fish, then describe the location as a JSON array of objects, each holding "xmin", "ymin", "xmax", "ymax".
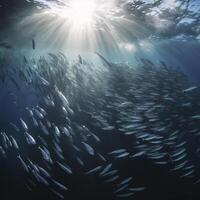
[
  {"xmin": 102, "ymin": 170, "xmax": 118, "ymax": 177},
  {"xmin": 129, "ymin": 187, "xmax": 145, "ymax": 192},
  {"xmin": 183, "ymin": 86, "xmax": 198, "ymax": 93},
  {"xmin": 76, "ymin": 157, "xmax": 84, "ymax": 166},
  {"xmin": 99, "ymin": 163, "xmax": 112, "ymax": 176},
  {"xmin": 0, "ymin": 146, "xmax": 6, "ymax": 158},
  {"xmin": 191, "ymin": 115, "xmax": 200, "ymax": 120},
  {"xmin": 82, "ymin": 142, "xmax": 95, "ymax": 156},
  {"xmin": 56, "ymin": 161, "xmax": 73, "ymax": 175},
  {"xmin": 52, "ymin": 180, "xmax": 68, "ymax": 191},
  {"xmin": 24, "ymin": 132, "xmax": 36, "ymax": 145},
  {"xmin": 32, "ymin": 39, "xmax": 35, "ymax": 50},
  {"xmin": 116, "ymin": 192, "xmax": 134, "ymax": 198},
  {"xmin": 117, "ymin": 177, "xmax": 133, "ymax": 187},
  {"xmin": 20, "ymin": 118, "xmax": 28, "ymax": 131},
  {"xmin": 32, "ymin": 117, "xmax": 39, "ymax": 127},
  {"xmin": 85, "ymin": 166, "xmax": 102, "ymax": 175},
  {"xmin": 115, "ymin": 152, "xmax": 130, "ymax": 159},
  {"xmin": 54, "ymin": 126, "xmax": 61, "ymax": 137},
  {"xmin": 40, "ymin": 121, "xmax": 49, "ymax": 135},
  {"xmin": 17, "ymin": 155, "xmax": 29, "ymax": 173},
  {"xmin": 109, "ymin": 149, "xmax": 127, "ymax": 155},
  {"xmin": 38, "ymin": 147, "xmax": 52, "ymax": 163},
  {"xmin": 78, "ymin": 55, "xmax": 83, "ymax": 64},
  {"xmin": 104, "ymin": 175, "xmax": 119, "ymax": 183},
  {"xmin": 55, "ymin": 87, "xmax": 70, "ymax": 107},
  {"xmin": 34, "ymin": 109, "xmax": 44, "ymax": 119},
  {"xmin": 38, "ymin": 165, "xmax": 51, "ymax": 178},
  {"xmin": 131, "ymin": 151, "xmax": 146, "ymax": 158},
  {"xmin": 114, "ymin": 183, "xmax": 130, "ymax": 193},
  {"xmin": 9, "ymin": 122, "xmax": 20, "ymax": 132},
  {"xmin": 62, "ymin": 127, "xmax": 70, "ymax": 137},
  {"xmin": 10, "ymin": 136, "xmax": 19, "ymax": 150},
  {"xmin": 51, "ymin": 189, "xmax": 64, "ymax": 199}
]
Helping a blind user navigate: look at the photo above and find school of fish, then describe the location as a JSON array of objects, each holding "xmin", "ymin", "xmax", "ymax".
[{"xmin": 0, "ymin": 52, "xmax": 199, "ymax": 200}]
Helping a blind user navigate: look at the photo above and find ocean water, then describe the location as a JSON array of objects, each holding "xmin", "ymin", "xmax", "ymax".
[{"xmin": 0, "ymin": 1, "xmax": 200, "ymax": 200}]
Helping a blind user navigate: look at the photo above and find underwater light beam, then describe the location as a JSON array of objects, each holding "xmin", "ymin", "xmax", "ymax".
[
  {"xmin": 17, "ymin": 0, "xmax": 153, "ymax": 55},
  {"xmin": 19, "ymin": 0, "xmax": 138, "ymax": 53}
]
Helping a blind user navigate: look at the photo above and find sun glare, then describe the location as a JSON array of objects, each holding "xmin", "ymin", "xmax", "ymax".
[
  {"xmin": 23, "ymin": 0, "xmax": 136, "ymax": 52},
  {"xmin": 58, "ymin": 0, "xmax": 97, "ymax": 27},
  {"xmin": 70, "ymin": 0, "xmax": 96, "ymax": 23}
]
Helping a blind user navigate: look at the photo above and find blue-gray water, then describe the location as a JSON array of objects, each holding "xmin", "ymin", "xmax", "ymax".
[{"xmin": 0, "ymin": 1, "xmax": 200, "ymax": 200}]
